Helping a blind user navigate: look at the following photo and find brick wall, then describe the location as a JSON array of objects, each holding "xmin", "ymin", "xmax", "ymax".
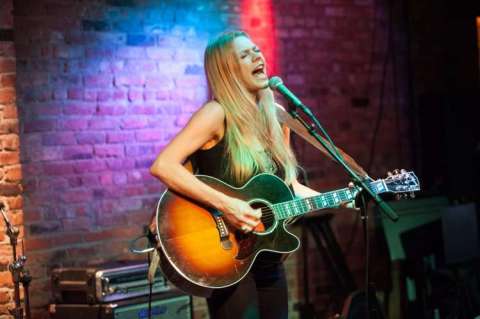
[
  {"xmin": 0, "ymin": 0, "xmax": 22, "ymax": 316},
  {"xmin": 5, "ymin": 0, "xmax": 411, "ymax": 318}
]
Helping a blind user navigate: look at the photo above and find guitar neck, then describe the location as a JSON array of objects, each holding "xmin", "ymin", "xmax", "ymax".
[{"xmin": 273, "ymin": 179, "xmax": 388, "ymax": 220}]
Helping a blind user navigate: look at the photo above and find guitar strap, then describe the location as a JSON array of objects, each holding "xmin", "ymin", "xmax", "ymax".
[
  {"xmin": 147, "ymin": 248, "xmax": 160, "ymax": 283},
  {"xmin": 276, "ymin": 107, "xmax": 369, "ymax": 178}
]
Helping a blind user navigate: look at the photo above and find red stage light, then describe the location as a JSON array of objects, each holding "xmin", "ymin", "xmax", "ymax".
[{"xmin": 240, "ymin": 0, "xmax": 278, "ymax": 75}]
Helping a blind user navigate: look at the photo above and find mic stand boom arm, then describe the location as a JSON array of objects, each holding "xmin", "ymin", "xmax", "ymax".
[{"xmin": 287, "ymin": 102, "xmax": 399, "ymax": 222}]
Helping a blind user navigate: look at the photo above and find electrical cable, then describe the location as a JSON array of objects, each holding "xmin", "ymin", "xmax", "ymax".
[
  {"xmin": 367, "ymin": 0, "xmax": 394, "ymax": 173},
  {"xmin": 147, "ymin": 251, "xmax": 153, "ymax": 319}
]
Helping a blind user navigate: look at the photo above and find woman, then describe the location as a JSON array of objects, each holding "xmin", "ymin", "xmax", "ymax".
[{"xmin": 151, "ymin": 31, "xmax": 339, "ymax": 319}]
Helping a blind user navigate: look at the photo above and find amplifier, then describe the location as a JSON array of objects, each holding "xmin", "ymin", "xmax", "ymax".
[
  {"xmin": 49, "ymin": 293, "xmax": 192, "ymax": 319},
  {"xmin": 52, "ymin": 261, "xmax": 170, "ymax": 304}
]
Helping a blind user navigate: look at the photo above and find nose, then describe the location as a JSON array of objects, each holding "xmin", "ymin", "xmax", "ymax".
[{"xmin": 251, "ymin": 51, "xmax": 261, "ymax": 62}]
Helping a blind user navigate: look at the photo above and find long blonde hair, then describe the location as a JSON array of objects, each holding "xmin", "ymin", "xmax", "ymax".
[{"xmin": 204, "ymin": 31, "xmax": 297, "ymax": 184}]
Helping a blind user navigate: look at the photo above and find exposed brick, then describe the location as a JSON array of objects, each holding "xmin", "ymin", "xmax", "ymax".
[
  {"xmin": 128, "ymin": 89, "xmax": 143, "ymax": 101},
  {"xmin": 106, "ymin": 131, "xmax": 134, "ymax": 143},
  {"xmin": 113, "ymin": 89, "xmax": 127, "ymax": 100},
  {"xmin": 174, "ymin": 48, "xmax": 201, "ymax": 63},
  {"xmin": 120, "ymin": 118, "xmax": 148, "ymax": 129},
  {"xmin": 0, "ymin": 291, "xmax": 10, "ymax": 304},
  {"xmin": 155, "ymin": 89, "xmax": 170, "ymax": 100},
  {"xmin": 0, "ymin": 58, "xmax": 16, "ymax": 73},
  {"xmin": 63, "ymin": 217, "xmax": 92, "ymax": 231},
  {"xmin": 72, "ymin": 160, "xmax": 107, "ymax": 173},
  {"xmin": 145, "ymin": 75, "xmax": 174, "ymax": 89},
  {"xmin": 43, "ymin": 162, "xmax": 74, "ymax": 176},
  {"xmin": 0, "ymin": 272, "xmax": 13, "ymax": 289},
  {"xmin": 83, "ymin": 75, "xmax": 113, "ymax": 88},
  {"xmin": 84, "ymin": 89, "xmax": 97, "ymax": 101},
  {"xmin": 2, "ymin": 104, "xmax": 18, "ymax": 119},
  {"xmin": 115, "ymin": 47, "xmax": 146, "ymax": 59},
  {"xmin": 105, "ymin": 158, "xmax": 135, "ymax": 171},
  {"xmin": 53, "ymin": 45, "xmax": 84, "ymax": 59},
  {"xmin": 96, "ymin": 105, "xmax": 125, "ymax": 117},
  {"xmin": 0, "ymin": 134, "xmax": 19, "ymax": 151},
  {"xmin": 0, "ymin": 88, "xmax": 15, "ymax": 104},
  {"xmin": 63, "ymin": 102, "xmax": 96, "ymax": 116},
  {"xmin": 125, "ymin": 144, "xmax": 155, "ymax": 157},
  {"xmin": 52, "ymin": 88, "xmax": 67, "ymax": 100},
  {"xmin": 88, "ymin": 118, "xmax": 120, "ymax": 130},
  {"xmin": 0, "ymin": 74, "xmax": 15, "ymax": 88},
  {"xmin": 0, "ymin": 151, "xmax": 19, "ymax": 165},
  {"xmin": 42, "ymin": 132, "xmax": 76, "ymax": 146},
  {"xmin": 30, "ymin": 102, "xmax": 63, "ymax": 117},
  {"xmin": 93, "ymin": 144, "xmax": 124, "ymax": 158},
  {"xmin": 96, "ymin": 90, "xmax": 112, "ymax": 101},
  {"xmin": 146, "ymin": 47, "xmax": 174, "ymax": 60},
  {"xmin": 61, "ymin": 189, "xmax": 93, "ymax": 204},
  {"xmin": 112, "ymin": 172, "xmax": 127, "ymax": 185},
  {"xmin": 135, "ymin": 129, "xmax": 164, "ymax": 142},
  {"xmin": 84, "ymin": 227, "xmax": 138, "ymax": 242},
  {"xmin": 4, "ymin": 195, "xmax": 23, "ymax": 210},
  {"xmin": 143, "ymin": 90, "xmax": 156, "ymax": 101},
  {"xmin": 88, "ymin": 49, "xmax": 116, "ymax": 63},
  {"xmin": 63, "ymin": 145, "xmax": 93, "ymax": 160},
  {"xmin": 23, "ymin": 120, "xmax": 57, "ymax": 133},
  {"xmin": 67, "ymin": 88, "xmax": 83, "ymax": 100},
  {"xmin": 24, "ymin": 238, "xmax": 53, "ymax": 251},
  {"xmin": 75, "ymin": 132, "xmax": 106, "ymax": 145},
  {"xmin": 114, "ymin": 73, "xmax": 145, "ymax": 87},
  {"xmin": 29, "ymin": 221, "xmax": 61, "ymax": 236},
  {"xmin": 4, "ymin": 165, "xmax": 21, "ymax": 182}
]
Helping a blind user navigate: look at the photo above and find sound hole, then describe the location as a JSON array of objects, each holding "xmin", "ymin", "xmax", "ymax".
[{"xmin": 250, "ymin": 201, "xmax": 276, "ymax": 233}]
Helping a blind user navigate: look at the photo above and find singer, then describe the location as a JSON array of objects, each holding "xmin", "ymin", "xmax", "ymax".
[{"xmin": 150, "ymin": 30, "xmax": 351, "ymax": 319}]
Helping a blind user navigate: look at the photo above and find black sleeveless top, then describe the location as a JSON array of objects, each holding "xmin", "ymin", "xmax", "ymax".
[
  {"xmin": 190, "ymin": 136, "xmax": 287, "ymax": 188},
  {"xmin": 190, "ymin": 138, "xmax": 232, "ymax": 184}
]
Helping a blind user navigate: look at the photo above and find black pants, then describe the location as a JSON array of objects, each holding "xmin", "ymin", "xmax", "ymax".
[{"xmin": 207, "ymin": 255, "xmax": 288, "ymax": 319}]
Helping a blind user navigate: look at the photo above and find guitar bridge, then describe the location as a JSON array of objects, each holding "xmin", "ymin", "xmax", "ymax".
[{"xmin": 211, "ymin": 212, "xmax": 232, "ymax": 250}]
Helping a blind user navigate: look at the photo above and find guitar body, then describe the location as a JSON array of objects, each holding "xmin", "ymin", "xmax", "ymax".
[
  {"xmin": 156, "ymin": 174, "xmax": 299, "ymax": 294},
  {"xmin": 155, "ymin": 170, "xmax": 421, "ymax": 296}
]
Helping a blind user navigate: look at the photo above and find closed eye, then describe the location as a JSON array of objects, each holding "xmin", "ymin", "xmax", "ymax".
[{"xmin": 239, "ymin": 46, "xmax": 261, "ymax": 59}]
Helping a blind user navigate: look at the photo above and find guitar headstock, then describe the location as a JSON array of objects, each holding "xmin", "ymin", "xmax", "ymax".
[{"xmin": 382, "ymin": 169, "xmax": 420, "ymax": 198}]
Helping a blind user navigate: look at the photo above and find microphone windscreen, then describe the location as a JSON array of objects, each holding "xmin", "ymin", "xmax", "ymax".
[{"xmin": 268, "ymin": 76, "xmax": 283, "ymax": 90}]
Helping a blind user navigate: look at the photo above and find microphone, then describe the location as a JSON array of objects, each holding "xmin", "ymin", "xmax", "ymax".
[{"xmin": 268, "ymin": 76, "xmax": 305, "ymax": 109}]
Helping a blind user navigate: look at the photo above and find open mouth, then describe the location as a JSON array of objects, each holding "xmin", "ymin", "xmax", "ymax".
[{"xmin": 252, "ymin": 64, "xmax": 266, "ymax": 77}]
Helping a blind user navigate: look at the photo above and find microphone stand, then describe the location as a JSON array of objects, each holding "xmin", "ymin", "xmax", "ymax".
[
  {"xmin": 284, "ymin": 99, "xmax": 397, "ymax": 319},
  {"xmin": 1, "ymin": 203, "xmax": 32, "ymax": 319},
  {"xmin": 285, "ymin": 104, "xmax": 398, "ymax": 222}
]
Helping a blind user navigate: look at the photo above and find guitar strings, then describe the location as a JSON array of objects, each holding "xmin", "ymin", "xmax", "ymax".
[
  {"xmin": 241, "ymin": 178, "xmax": 413, "ymax": 223},
  {"xmin": 256, "ymin": 189, "xmax": 354, "ymax": 223}
]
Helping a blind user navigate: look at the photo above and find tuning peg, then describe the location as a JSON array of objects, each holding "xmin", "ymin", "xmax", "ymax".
[
  {"xmin": 401, "ymin": 168, "xmax": 407, "ymax": 174},
  {"xmin": 393, "ymin": 169, "xmax": 400, "ymax": 175},
  {"xmin": 395, "ymin": 194, "xmax": 401, "ymax": 201},
  {"xmin": 387, "ymin": 171, "xmax": 393, "ymax": 177},
  {"xmin": 409, "ymin": 192, "xmax": 415, "ymax": 199}
]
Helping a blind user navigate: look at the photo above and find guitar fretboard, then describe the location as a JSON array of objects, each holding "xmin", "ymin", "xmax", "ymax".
[{"xmin": 272, "ymin": 179, "xmax": 387, "ymax": 220}]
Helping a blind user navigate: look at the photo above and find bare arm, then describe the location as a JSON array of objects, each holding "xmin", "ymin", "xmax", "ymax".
[{"xmin": 150, "ymin": 101, "xmax": 260, "ymax": 231}]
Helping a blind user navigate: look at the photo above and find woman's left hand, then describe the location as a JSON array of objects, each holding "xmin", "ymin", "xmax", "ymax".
[{"xmin": 340, "ymin": 181, "xmax": 358, "ymax": 209}]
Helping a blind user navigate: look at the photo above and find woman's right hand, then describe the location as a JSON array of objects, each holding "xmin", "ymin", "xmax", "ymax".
[{"xmin": 221, "ymin": 197, "xmax": 262, "ymax": 233}]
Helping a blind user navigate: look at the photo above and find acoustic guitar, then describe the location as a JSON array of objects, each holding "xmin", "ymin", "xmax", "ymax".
[{"xmin": 155, "ymin": 172, "xmax": 419, "ymax": 296}]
